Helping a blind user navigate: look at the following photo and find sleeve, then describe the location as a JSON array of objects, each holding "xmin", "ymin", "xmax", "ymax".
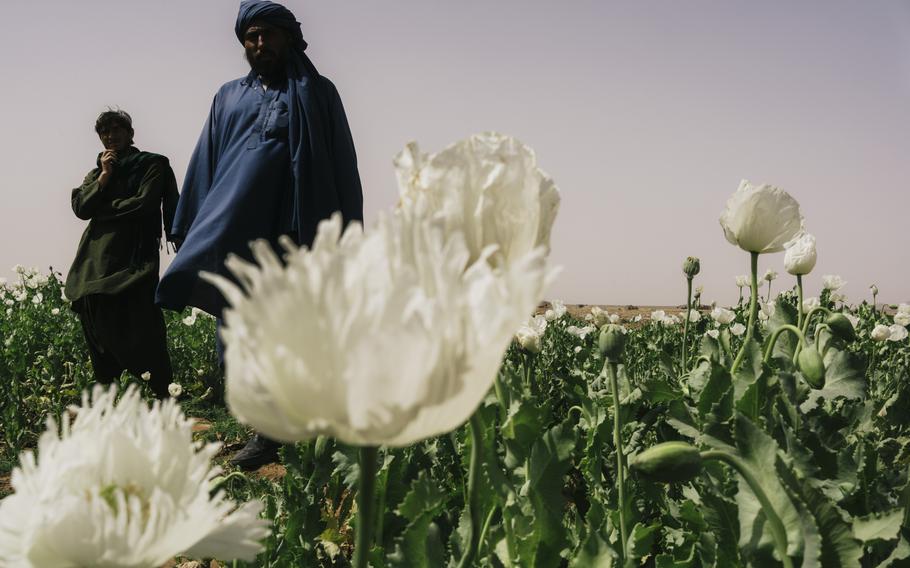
[
  {"xmin": 170, "ymin": 93, "xmax": 221, "ymax": 239},
  {"xmin": 324, "ymin": 79, "xmax": 364, "ymax": 226},
  {"xmin": 70, "ymin": 170, "xmax": 104, "ymax": 220},
  {"xmin": 90, "ymin": 160, "xmax": 171, "ymax": 222},
  {"xmin": 160, "ymin": 162, "xmax": 180, "ymax": 241}
]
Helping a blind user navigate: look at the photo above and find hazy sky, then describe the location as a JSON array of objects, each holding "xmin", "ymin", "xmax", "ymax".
[{"xmin": 1, "ymin": 1, "xmax": 908, "ymax": 306}]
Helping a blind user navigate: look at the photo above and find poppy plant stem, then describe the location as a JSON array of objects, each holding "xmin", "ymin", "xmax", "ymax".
[
  {"xmin": 353, "ymin": 446, "xmax": 379, "ymax": 568},
  {"xmin": 731, "ymin": 253, "xmax": 759, "ymax": 376},
  {"xmin": 606, "ymin": 361, "xmax": 628, "ymax": 563}
]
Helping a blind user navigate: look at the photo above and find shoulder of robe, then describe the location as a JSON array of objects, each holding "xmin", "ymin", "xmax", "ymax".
[{"xmin": 134, "ymin": 152, "xmax": 174, "ymax": 172}]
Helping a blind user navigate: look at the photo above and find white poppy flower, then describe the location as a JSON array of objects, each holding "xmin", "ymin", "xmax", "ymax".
[
  {"xmin": 686, "ymin": 309, "xmax": 701, "ymax": 323},
  {"xmin": 168, "ymin": 383, "xmax": 183, "ymax": 398},
  {"xmin": 141, "ymin": 371, "xmax": 152, "ymax": 382},
  {"xmin": 544, "ymin": 309, "xmax": 556, "ymax": 321},
  {"xmin": 871, "ymin": 324, "xmax": 891, "ymax": 342},
  {"xmin": 566, "ymin": 324, "xmax": 596, "ymax": 340},
  {"xmin": 822, "ymin": 275, "xmax": 846, "ymax": 291},
  {"xmin": 735, "ymin": 275, "xmax": 749, "ymax": 288},
  {"xmin": 730, "ymin": 323, "xmax": 746, "ymax": 337},
  {"xmin": 889, "ymin": 324, "xmax": 909, "ymax": 342},
  {"xmin": 803, "ymin": 297, "xmax": 820, "ymax": 312},
  {"xmin": 573, "ymin": 345, "xmax": 582, "ymax": 354},
  {"xmin": 706, "ymin": 329, "xmax": 720, "ymax": 339},
  {"xmin": 4, "ymin": 299, "xmax": 13, "ymax": 306},
  {"xmin": 516, "ymin": 315, "xmax": 548, "ymax": 353},
  {"xmin": 783, "ymin": 232, "xmax": 817, "ymax": 276},
  {"xmin": 719, "ymin": 180, "xmax": 804, "ymax": 254},
  {"xmin": 590, "ymin": 306, "xmax": 610, "ymax": 327},
  {"xmin": 710, "ymin": 307, "xmax": 735, "ymax": 325},
  {"xmin": 870, "ymin": 284, "xmax": 878, "ymax": 295},
  {"xmin": 203, "ymin": 212, "xmax": 550, "ymax": 447},
  {"xmin": 394, "ymin": 132, "xmax": 560, "ymax": 271},
  {"xmin": 895, "ymin": 312, "xmax": 910, "ymax": 327},
  {"xmin": 897, "ymin": 303, "xmax": 909, "ymax": 315},
  {"xmin": 50, "ymin": 308, "xmax": 60, "ymax": 316},
  {"xmin": 548, "ymin": 300, "xmax": 567, "ymax": 320},
  {"xmin": 608, "ymin": 314, "xmax": 621, "ymax": 325},
  {"xmin": 830, "ymin": 292, "xmax": 847, "ymax": 304},
  {"xmin": 0, "ymin": 386, "xmax": 269, "ymax": 566},
  {"xmin": 763, "ymin": 269, "xmax": 778, "ymax": 282},
  {"xmin": 650, "ymin": 310, "xmax": 667, "ymax": 323},
  {"xmin": 31, "ymin": 293, "xmax": 42, "ymax": 305},
  {"xmin": 632, "ymin": 314, "xmax": 642, "ymax": 323}
]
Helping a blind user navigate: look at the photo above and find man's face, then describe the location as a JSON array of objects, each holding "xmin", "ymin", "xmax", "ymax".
[
  {"xmin": 98, "ymin": 123, "xmax": 132, "ymax": 153},
  {"xmin": 244, "ymin": 21, "xmax": 290, "ymax": 78}
]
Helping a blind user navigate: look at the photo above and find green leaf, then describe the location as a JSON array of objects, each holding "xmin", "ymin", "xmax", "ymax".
[
  {"xmin": 877, "ymin": 537, "xmax": 910, "ymax": 567},
  {"xmin": 516, "ymin": 419, "xmax": 577, "ymax": 567},
  {"xmin": 726, "ymin": 414, "xmax": 805, "ymax": 561},
  {"xmin": 628, "ymin": 522, "xmax": 660, "ymax": 560},
  {"xmin": 570, "ymin": 528, "xmax": 616, "ymax": 567},
  {"xmin": 732, "ymin": 338, "xmax": 763, "ymax": 403},
  {"xmin": 853, "ymin": 509, "xmax": 904, "ymax": 543},
  {"xmin": 801, "ymin": 348, "xmax": 866, "ymax": 412},
  {"xmin": 388, "ymin": 471, "xmax": 449, "ymax": 568},
  {"xmin": 701, "ymin": 491, "xmax": 742, "ymax": 567}
]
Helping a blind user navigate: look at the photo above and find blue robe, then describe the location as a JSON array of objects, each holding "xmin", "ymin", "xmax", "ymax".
[{"xmin": 156, "ymin": 69, "xmax": 363, "ymax": 316}]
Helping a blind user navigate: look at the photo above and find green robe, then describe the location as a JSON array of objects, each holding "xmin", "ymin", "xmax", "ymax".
[{"xmin": 65, "ymin": 147, "xmax": 179, "ymax": 304}]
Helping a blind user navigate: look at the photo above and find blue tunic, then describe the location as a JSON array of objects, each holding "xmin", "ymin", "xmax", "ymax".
[{"xmin": 156, "ymin": 69, "xmax": 363, "ymax": 316}]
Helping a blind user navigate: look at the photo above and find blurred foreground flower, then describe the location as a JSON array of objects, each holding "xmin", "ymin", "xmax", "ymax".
[
  {"xmin": 204, "ymin": 213, "xmax": 549, "ymax": 446},
  {"xmin": 394, "ymin": 132, "xmax": 560, "ymax": 271},
  {"xmin": 0, "ymin": 386, "xmax": 268, "ymax": 567},
  {"xmin": 719, "ymin": 180, "xmax": 803, "ymax": 254},
  {"xmin": 730, "ymin": 323, "xmax": 746, "ymax": 337}
]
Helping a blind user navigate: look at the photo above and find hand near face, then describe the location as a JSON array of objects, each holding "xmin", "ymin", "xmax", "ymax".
[{"xmin": 98, "ymin": 150, "xmax": 117, "ymax": 188}]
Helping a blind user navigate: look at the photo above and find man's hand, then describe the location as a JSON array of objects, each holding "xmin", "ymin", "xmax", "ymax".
[{"xmin": 98, "ymin": 150, "xmax": 117, "ymax": 188}]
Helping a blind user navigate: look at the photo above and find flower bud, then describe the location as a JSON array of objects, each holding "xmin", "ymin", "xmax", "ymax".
[
  {"xmin": 598, "ymin": 324, "xmax": 627, "ymax": 361},
  {"xmin": 682, "ymin": 256, "xmax": 701, "ymax": 278},
  {"xmin": 826, "ymin": 313, "xmax": 856, "ymax": 343},
  {"xmin": 630, "ymin": 442, "xmax": 703, "ymax": 483},
  {"xmin": 797, "ymin": 348, "xmax": 825, "ymax": 389}
]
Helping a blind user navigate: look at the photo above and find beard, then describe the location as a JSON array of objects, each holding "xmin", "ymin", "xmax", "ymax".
[{"xmin": 244, "ymin": 47, "xmax": 287, "ymax": 80}]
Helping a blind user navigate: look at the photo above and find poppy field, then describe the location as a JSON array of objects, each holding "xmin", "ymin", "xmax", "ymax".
[{"xmin": 1, "ymin": 134, "xmax": 910, "ymax": 567}]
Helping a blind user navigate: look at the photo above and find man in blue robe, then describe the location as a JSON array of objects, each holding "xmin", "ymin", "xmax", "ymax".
[{"xmin": 157, "ymin": 0, "xmax": 363, "ymax": 468}]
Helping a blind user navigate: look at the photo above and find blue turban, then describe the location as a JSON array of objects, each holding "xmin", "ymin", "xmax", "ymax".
[{"xmin": 236, "ymin": 0, "xmax": 308, "ymax": 52}]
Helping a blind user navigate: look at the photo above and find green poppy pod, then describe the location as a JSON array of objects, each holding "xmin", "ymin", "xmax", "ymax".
[
  {"xmin": 598, "ymin": 324, "xmax": 627, "ymax": 361},
  {"xmin": 826, "ymin": 313, "xmax": 856, "ymax": 342},
  {"xmin": 630, "ymin": 442, "xmax": 703, "ymax": 483},
  {"xmin": 797, "ymin": 347, "xmax": 826, "ymax": 389}
]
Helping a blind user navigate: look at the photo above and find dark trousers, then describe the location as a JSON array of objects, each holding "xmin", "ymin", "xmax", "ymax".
[{"xmin": 75, "ymin": 281, "xmax": 172, "ymax": 399}]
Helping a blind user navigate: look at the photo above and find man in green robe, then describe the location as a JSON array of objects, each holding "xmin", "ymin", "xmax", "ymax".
[{"xmin": 65, "ymin": 110, "xmax": 180, "ymax": 399}]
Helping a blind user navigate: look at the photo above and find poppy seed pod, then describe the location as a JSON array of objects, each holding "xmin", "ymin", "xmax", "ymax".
[
  {"xmin": 797, "ymin": 348, "xmax": 825, "ymax": 389},
  {"xmin": 683, "ymin": 257, "xmax": 700, "ymax": 278},
  {"xmin": 598, "ymin": 324, "xmax": 627, "ymax": 362},
  {"xmin": 826, "ymin": 313, "xmax": 856, "ymax": 343},
  {"xmin": 630, "ymin": 442, "xmax": 703, "ymax": 483}
]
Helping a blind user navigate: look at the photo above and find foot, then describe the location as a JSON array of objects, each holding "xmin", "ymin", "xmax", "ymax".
[{"xmin": 228, "ymin": 434, "xmax": 281, "ymax": 470}]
